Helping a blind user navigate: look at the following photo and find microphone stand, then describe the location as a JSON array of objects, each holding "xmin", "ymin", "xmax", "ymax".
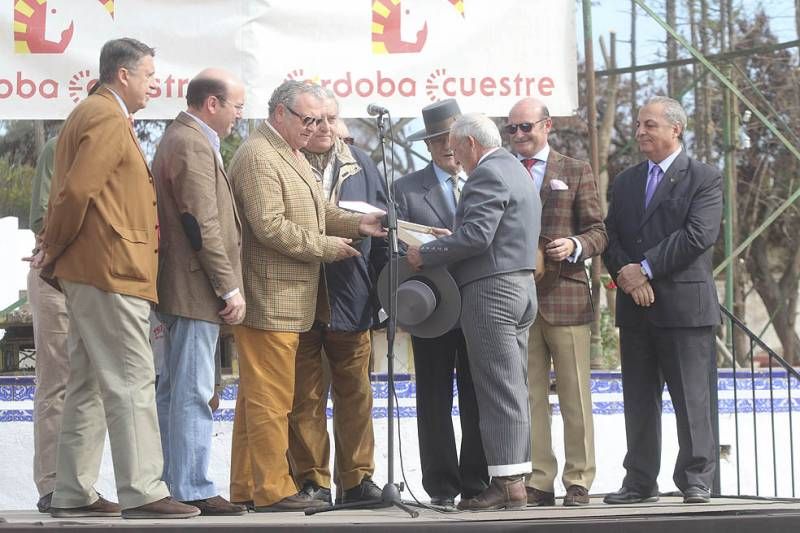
[{"xmin": 306, "ymin": 110, "xmax": 418, "ymax": 518}]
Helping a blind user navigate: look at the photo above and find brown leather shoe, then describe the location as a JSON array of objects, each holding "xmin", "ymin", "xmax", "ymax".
[
  {"xmin": 121, "ymin": 497, "xmax": 200, "ymax": 519},
  {"xmin": 183, "ymin": 495, "xmax": 247, "ymax": 516},
  {"xmin": 457, "ymin": 476, "xmax": 527, "ymax": 511},
  {"xmin": 254, "ymin": 491, "xmax": 328, "ymax": 512},
  {"xmin": 563, "ymin": 485, "xmax": 590, "ymax": 506},
  {"xmin": 50, "ymin": 495, "xmax": 121, "ymax": 517},
  {"xmin": 231, "ymin": 499, "xmax": 254, "ymax": 511},
  {"xmin": 526, "ymin": 486, "xmax": 555, "ymax": 507}
]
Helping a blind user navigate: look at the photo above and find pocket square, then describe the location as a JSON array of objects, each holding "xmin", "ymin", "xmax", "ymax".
[{"xmin": 549, "ymin": 178, "xmax": 569, "ymax": 190}]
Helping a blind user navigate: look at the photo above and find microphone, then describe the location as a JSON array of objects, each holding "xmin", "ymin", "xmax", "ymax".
[{"xmin": 367, "ymin": 103, "xmax": 390, "ymax": 116}]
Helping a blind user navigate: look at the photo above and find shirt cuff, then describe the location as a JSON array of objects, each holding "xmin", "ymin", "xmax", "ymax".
[
  {"xmin": 567, "ymin": 237, "xmax": 582, "ymax": 263},
  {"xmin": 640, "ymin": 260, "xmax": 653, "ymax": 280},
  {"xmin": 222, "ymin": 288, "xmax": 240, "ymax": 300}
]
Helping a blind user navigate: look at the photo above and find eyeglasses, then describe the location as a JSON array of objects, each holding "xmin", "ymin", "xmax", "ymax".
[
  {"xmin": 285, "ymin": 105, "xmax": 323, "ymax": 127},
  {"xmin": 216, "ymin": 96, "xmax": 245, "ymax": 111},
  {"xmin": 341, "ymin": 136, "xmax": 354, "ymax": 145},
  {"xmin": 504, "ymin": 117, "xmax": 548, "ymax": 135}
]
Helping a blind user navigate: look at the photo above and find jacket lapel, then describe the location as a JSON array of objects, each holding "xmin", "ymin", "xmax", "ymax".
[
  {"xmin": 640, "ymin": 152, "xmax": 689, "ymax": 228},
  {"xmin": 540, "ymin": 151, "xmax": 565, "ymax": 207},
  {"xmin": 422, "ymin": 164, "xmax": 454, "ymax": 226},
  {"xmin": 260, "ymin": 122, "xmax": 325, "ymax": 227}
]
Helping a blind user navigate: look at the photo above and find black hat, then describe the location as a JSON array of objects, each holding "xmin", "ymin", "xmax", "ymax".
[
  {"xmin": 407, "ymin": 99, "xmax": 461, "ymax": 142},
  {"xmin": 377, "ymin": 258, "xmax": 462, "ymax": 338}
]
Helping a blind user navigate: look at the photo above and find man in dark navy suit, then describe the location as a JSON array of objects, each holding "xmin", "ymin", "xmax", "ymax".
[{"xmin": 603, "ymin": 96, "xmax": 722, "ymax": 505}]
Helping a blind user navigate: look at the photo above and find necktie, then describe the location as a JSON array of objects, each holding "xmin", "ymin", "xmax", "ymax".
[
  {"xmin": 522, "ymin": 158, "xmax": 539, "ymax": 173},
  {"xmin": 449, "ymin": 175, "xmax": 460, "ymax": 203},
  {"xmin": 645, "ymin": 164, "xmax": 663, "ymax": 207}
]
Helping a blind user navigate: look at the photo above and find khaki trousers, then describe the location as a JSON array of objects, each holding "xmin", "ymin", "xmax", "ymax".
[
  {"xmin": 230, "ymin": 326, "xmax": 299, "ymax": 506},
  {"xmin": 527, "ymin": 315, "xmax": 596, "ymax": 492},
  {"xmin": 27, "ymin": 267, "xmax": 69, "ymax": 497},
  {"xmin": 52, "ymin": 280, "xmax": 169, "ymax": 510},
  {"xmin": 288, "ymin": 328, "xmax": 375, "ymax": 492}
]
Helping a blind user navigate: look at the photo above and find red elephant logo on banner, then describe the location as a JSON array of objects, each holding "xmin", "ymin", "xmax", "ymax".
[
  {"xmin": 13, "ymin": 0, "xmax": 115, "ymax": 54},
  {"xmin": 372, "ymin": 0, "xmax": 464, "ymax": 54}
]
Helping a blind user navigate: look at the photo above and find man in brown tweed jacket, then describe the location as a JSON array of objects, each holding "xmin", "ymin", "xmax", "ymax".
[
  {"xmin": 506, "ymin": 97, "xmax": 607, "ymax": 507},
  {"xmin": 227, "ymin": 81, "xmax": 385, "ymax": 512}
]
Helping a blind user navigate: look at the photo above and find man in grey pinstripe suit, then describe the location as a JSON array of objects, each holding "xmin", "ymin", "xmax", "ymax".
[{"xmin": 407, "ymin": 113, "xmax": 541, "ymax": 511}]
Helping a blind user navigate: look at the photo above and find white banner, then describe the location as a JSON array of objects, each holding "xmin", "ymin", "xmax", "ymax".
[{"xmin": 0, "ymin": 0, "xmax": 577, "ymax": 119}]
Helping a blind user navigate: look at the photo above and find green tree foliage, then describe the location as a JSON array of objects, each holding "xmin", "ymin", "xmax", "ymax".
[{"xmin": 0, "ymin": 156, "xmax": 33, "ymax": 228}]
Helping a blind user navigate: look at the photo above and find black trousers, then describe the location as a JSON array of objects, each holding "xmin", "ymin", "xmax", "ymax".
[
  {"xmin": 619, "ymin": 323, "xmax": 716, "ymax": 492},
  {"xmin": 411, "ymin": 329, "xmax": 488, "ymax": 499}
]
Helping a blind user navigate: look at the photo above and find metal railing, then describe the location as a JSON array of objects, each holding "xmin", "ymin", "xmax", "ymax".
[{"xmin": 719, "ymin": 305, "xmax": 800, "ymax": 498}]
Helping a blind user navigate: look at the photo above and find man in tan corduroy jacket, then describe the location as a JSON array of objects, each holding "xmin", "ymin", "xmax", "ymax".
[{"xmin": 227, "ymin": 80, "xmax": 384, "ymax": 512}]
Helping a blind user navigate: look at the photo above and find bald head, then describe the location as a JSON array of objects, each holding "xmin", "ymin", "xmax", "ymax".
[
  {"xmin": 507, "ymin": 97, "xmax": 552, "ymax": 158},
  {"xmin": 185, "ymin": 68, "xmax": 245, "ymax": 138}
]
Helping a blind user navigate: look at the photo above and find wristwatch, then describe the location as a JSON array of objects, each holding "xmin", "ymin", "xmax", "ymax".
[{"xmin": 639, "ymin": 264, "xmax": 650, "ymax": 280}]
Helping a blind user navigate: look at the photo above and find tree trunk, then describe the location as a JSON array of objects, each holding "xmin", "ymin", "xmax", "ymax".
[
  {"xmin": 666, "ymin": 0, "xmax": 678, "ymax": 95},
  {"xmin": 748, "ymin": 239, "xmax": 800, "ymax": 365}
]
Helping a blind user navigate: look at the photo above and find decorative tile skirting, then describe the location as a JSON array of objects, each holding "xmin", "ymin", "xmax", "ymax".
[{"xmin": 3, "ymin": 371, "xmax": 800, "ymax": 422}]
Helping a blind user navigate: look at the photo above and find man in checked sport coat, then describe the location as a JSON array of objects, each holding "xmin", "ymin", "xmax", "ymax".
[
  {"xmin": 152, "ymin": 68, "xmax": 247, "ymax": 516},
  {"xmin": 603, "ymin": 96, "xmax": 722, "ymax": 506},
  {"xmin": 393, "ymin": 99, "xmax": 488, "ymax": 509},
  {"xmin": 507, "ymin": 97, "xmax": 607, "ymax": 507},
  {"xmin": 227, "ymin": 81, "xmax": 385, "ymax": 512},
  {"xmin": 408, "ymin": 113, "xmax": 541, "ymax": 511}
]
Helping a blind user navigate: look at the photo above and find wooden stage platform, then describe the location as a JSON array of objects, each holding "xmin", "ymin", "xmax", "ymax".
[{"xmin": 2, "ymin": 495, "xmax": 800, "ymax": 532}]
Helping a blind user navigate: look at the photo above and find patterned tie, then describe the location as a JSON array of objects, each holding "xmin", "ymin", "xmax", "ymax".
[
  {"xmin": 645, "ymin": 164, "xmax": 663, "ymax": 207},
  {"xmin": 522, "ymin": 158, "xmax": 539, "ymax": 174},
  {"xmin": 449, "ymin": 174, "xmax": 460, "ymax": 203}
]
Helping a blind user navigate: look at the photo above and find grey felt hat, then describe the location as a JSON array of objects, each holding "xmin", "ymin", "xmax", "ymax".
[
  {"xmin": 407, "ymin": 98, "xmax": 462, "ymax": 142},
  {"xmin": 377, "ymin": 258, "xmax": 461, "ymax": 338}
]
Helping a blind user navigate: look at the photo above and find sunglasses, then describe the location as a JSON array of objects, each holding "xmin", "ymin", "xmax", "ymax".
[
  {"xmin": 504, "ymin": 117, "xmax": 548, "ymax": 135},
  {"xmin": 286, "ymin": 105, "xmax": 323, "ymax": 127}
]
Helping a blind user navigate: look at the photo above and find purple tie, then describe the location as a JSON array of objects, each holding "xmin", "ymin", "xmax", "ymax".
[{"xmin": 645, "ymin": 164, "xmax": 663, "ymax": 207}]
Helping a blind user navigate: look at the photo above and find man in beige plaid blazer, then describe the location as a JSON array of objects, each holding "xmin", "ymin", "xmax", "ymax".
[
  {"xmin": 506, "ymin": 98, "xmax": 607, "ymax": 507},
  {"xmin": 227, "ymin": 81, "xmax": 385, "ymax": 512}
]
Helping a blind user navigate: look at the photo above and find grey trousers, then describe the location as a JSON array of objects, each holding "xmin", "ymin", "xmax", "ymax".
[
  {"xmin": 460, "ymin": 271, "xmax": 536, "ymax": 477},
  {"xmin": 52, "ymin": 280, "xmax": 170, "ymax": 510}
]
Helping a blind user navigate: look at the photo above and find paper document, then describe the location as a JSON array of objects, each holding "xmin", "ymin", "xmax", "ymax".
[
  {"xmin": 338, "ymin": 200, "xmax": 386, "ymax": 214},
  {"xmin": 397, "ymin": 220, "xmax": 441, "ymax": 246}
]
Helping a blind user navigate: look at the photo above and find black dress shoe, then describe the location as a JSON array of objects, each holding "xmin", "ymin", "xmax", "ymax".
[
  {"xmin": 300, "ymin": 480, "xmax": 332, "ymax": 505},
  {"xmin": 683, "ymin": 486, "xmax": 710, "ymax": 504},
  {"xmin": 430, "ymin": 497, "xmax": 455, "ymax": 508},
  {"xmin": 37, "ymin": 492, "xmax": 53, "ymax": 513},
  {"xmin": 340, "ymin": 476, "xmax": 383, "ymax": 504},
  {"xmin": 603, "ymin": 486, "xmax": 659, "ymax": 504}
]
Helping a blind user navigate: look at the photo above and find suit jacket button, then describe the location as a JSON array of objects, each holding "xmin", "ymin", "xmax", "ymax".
[
  {"xmin": 154, "ymin": 249, "xmax": 158, "ymax": 254},
  {"xmin": 636, "ymin": 238, "xmax": 642, "ymax": 244}
]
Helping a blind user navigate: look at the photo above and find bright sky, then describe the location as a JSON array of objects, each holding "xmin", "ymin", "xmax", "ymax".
[{"xmin": 584, "ymin": 1, "xmax": 797, "ymax": 68}]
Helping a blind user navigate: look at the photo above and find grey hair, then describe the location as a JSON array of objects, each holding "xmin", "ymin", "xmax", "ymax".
[
  {"xmin": 98, "ymin": 38, "xmax": 155, "ymax": 85},
  {"xmin": 268, "ymin": 80, "xmax": 326, "ymax": 117},
  {"xmin": 321, "ymin": 87, "xmax": 339, "ymax": 113},
  {"xmin": 646, "ymin": 96, "xmax": 687, "ymax": 137},
  {"xmin": 450, "ymin": 113, "xmax": 502, "ymax": 148}
]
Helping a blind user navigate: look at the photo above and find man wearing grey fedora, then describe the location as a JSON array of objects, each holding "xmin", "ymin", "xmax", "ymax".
[
  {"xmin": 407, "ymin": 113, "xmax": 541, "ymax": 511},
  {"xmin": 393, "ymin": 99, "xmax": 488, "ymax": 509}
]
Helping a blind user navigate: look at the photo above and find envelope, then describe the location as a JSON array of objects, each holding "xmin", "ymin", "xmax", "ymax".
[{"xmin": 550, "ymin": 178, "xmax": 569, "ymax": 190}]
